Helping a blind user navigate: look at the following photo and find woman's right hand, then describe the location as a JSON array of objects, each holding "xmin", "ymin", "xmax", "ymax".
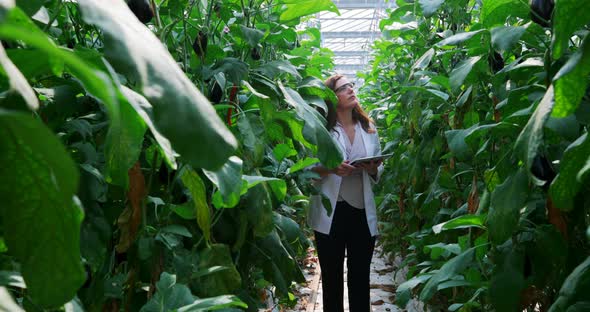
[{"xmin": 330, "ymin": 161, "xmax": 357, "ymax": 177}]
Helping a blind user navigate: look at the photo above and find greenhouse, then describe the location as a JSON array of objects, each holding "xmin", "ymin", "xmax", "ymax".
[{"xmin": 1, "ymin": 0, "xmax": 589, "ymax": 311}]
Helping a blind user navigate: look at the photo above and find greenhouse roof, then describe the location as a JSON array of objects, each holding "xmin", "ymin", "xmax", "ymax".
[{"xmin": 313, "ymin": 0, "xmax": 397, "ymax": 79}]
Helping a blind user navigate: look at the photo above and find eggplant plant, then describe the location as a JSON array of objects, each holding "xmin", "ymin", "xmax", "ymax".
[
  {"xmin": 360, "ymin": 0, "xmax": 590, "ymax": 310},
  {"xmin": 0, "ymin": 0, "xmax": 342, "ymax": 310}
]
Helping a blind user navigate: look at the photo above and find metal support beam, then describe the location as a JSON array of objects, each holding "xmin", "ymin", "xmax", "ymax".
[
  {"xmin": 332, "ymin": 0, "xmax": 397, "ymax": 9},
  {"xmin": 322, "ymin": 31, "xmax": 380, "ymax": 39},
  {"xmin": 333, "ymin": 51, "xmax": 370, "ymax": 56}
]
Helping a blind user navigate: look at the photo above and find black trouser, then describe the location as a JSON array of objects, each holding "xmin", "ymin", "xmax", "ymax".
[{"xmin": 314, "ymin": 200, "xmax": 376, "ymax": 312}]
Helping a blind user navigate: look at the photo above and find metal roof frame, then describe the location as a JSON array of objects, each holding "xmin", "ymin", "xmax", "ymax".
[{"xmin": 309, "ymin": 0, "xmax": 397, "ymax": 79}]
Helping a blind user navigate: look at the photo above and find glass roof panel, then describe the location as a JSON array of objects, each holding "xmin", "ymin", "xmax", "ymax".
[{"xmin": 306, "ymin": 0, "xmax": 398, "ymax": 79}]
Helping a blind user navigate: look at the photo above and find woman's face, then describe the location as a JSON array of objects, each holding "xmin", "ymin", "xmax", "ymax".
[{"xmin": 333, "ymin": 77, "xmax": 358, "ymax": 111}]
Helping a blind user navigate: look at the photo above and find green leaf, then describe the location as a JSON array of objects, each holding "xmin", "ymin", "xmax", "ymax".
[
  {"xmin": 122, "ymin": 86, "xmax": 177, "ymax": 169},
  {"xmin": 254, "ymin": 230, "xmax": 305, "ymax": 297},
  {"xmin": 279, "ymin": 0, "xmax": 339, "ymax": 22},
  {"xmin": 551, "ymin": 0, "xmax": 590, "ymax": 59},
  {"xmin": 178, "ymin": 295, "xmax": 247, "ymax": 311},
  {"xmin": 411, "ymin": 48, "xmax": 435, "ymax": 72},
  {"xmin": 192, "ymin": 244, "xmax": 241, "ymax": 298},
  {"xmin": 487, "ymin": 169, "xmax": 529, "ymax": 244},
  {"xmin": 490, "ymin": 247, "xmax": 526, "ymax": 311},
  {"xmin": 0, "ymin": 9, "xmax": 118, "ymax": 115},
  {"xmin": 78, "ymin": 0, "xmax": 237, "ymax": 170},
  {"xmin": 239, "ymin": 25, "xmax": 264, "ymax": 47},
  {"xmin": 0, "ymin": 110, "xmax": 85, "ymax": 308},
  {"xmin": 170, "ymin": 203, "xmax": 196, "ymax": 220},
  {"xmin": 396, "ymin": 275, "xmax": 432, "ymax": 307},
  {"xmin": 273, "ymin": 143, "xmax": 297, "ymax": 162},
  {"xmin": 419, "ymin": 248, "xmax": 475, "ymax": 301},
  {"xmin": 419, "ymin": 0, "xmax": 445, "ymax": 18},
  {"xmin": 432, "ymin": 214, "xmax": 486, "ymax": 234},
  {"xmin": 298, "ymin": 76, "xmax": 337, "ymax": 110},
  {"xmin": 491, "ymin": 26, "xmax": 526, "ymax": 52},
  {"xmin": 0, "ymin": 44, "xmax": 37, "ymax": 110},
  {"xmin": 549, "ymin": 133, "xmax": 590, "ymax": 211},
  {"xmin": 243, "ymin": 182, "xmax": 274, "ymax": 237},
  {"xmin": 180, "ymin": 168, "xmax": 210, "ymax": 242},
  {"xmin": 288, "ymin": 157, "xmax": 320, "ymax": 174},
  {"xmin": 273, "ymin": 212, "xmax": 310, "ymax": 253},
  {"xmin": 15, "ymin": 0, "xmax": 42, "ymax": 16},
  {"xmin": 515, "ymin": 86, "xmax": 555, "ymax": 171},
  {"xmin": 481, "ymin": 0, "xmax": 529, "ymax": 27},
  {"xmin": 104, "ymin": 88, "xmax": 147, "ymax": 189},
  {"xmin": 278, "ymin": 82, "xmax": 343, "ymax": 169},
  {"xmin": 256, "ymin": 60, "xmax": 301, "ymax": 80},
  {"xmin": 450, "ymin": 56, "xmax": 481, "ymax": 90},
  {"xmin": 548, "ymin": 257, "xmax": 590, "ymax": 312},
  {"xmin": 140, "ymin": 272, "xmax": 194, "ymax": 312},
  {"xmin": 436, "ymin": 30, "xmax": 486, "ymax": 47},
  {"xmin": 237, "ymin": 113, "xmax": 265, "ymax": 165},
  {"xmin": 552, "ymin": 36, "xmax": 590, "ymax": 118},
  {"xmin": 203, "ymin": 156, "xmax": 244, "ymax": 209}
]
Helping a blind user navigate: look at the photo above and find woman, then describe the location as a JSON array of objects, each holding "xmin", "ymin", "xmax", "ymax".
[{"xmin": 308, "ymin": 74, "xmax": 383, "ymax": 312}]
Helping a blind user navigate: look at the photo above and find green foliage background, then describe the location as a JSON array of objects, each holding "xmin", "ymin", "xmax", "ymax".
[
  {"xmin": 360, "ymin": 0, "xmax": 590, "ymax": 310},
  {"xmin": 0, "ymin": 0, "xmax": 341, "ymax": 310}
]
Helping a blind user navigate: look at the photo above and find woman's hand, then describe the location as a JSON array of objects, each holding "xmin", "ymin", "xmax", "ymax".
[
  {"xmin": 331, "ymin": 161, "xmax": 357, "ymax": 177},
  {"xmin": 356, "ymin": 160, "xmax": 382, "ymax": 176}
]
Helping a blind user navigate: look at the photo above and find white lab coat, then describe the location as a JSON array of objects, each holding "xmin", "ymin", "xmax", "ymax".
[{"xmin": 307, "ymin": 123, "xmax": 383, "ymax": 237}]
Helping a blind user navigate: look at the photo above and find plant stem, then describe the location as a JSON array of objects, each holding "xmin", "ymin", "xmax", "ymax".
[{"xmin": 43, "ymin": 0, "xmax": 64, "ymax": 32}]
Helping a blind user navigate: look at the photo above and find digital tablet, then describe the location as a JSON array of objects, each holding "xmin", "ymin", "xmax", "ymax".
[{"xmin": 350, "ymin": 153, "xmax": 393, "ymax": 166}]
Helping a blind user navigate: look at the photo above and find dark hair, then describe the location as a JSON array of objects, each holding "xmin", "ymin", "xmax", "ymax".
[{"xmin": 324, "ymin": 74, "xmax": 375, "ymax": 133}]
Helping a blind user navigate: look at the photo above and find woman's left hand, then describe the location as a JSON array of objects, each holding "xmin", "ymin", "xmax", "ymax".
[{"xmin": 356, "ymin": 160, "xmax": 382, "ymax": 175}]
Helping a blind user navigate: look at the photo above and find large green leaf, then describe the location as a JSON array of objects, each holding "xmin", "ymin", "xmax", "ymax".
[
  {"xmin": 481, "ymin": 0, "xmax": 529, "ymax": 27},
  {"xmin": 551, "ymin": 0, "xmax": 590, "ymax": 59},
  {"xmin": 0, "ymin": 44, "xmax": 37, "ymax": 110},
  {"xmin": 549, "ymin": 133, "xmax": 590, "ymax": 211},
  {"xmin": 419, "ymin": 247, "xmax": 475, "ymax": 301},
  {"xmin": 515, "ymin": 86, "xmax": 555, "ymax": 171},
  {"xmin": 549, "ymin": 257, "xmax": 590, "ymax": 312},
  {"xmin": 0, "ymin": 9, "xmax": 117, "ymax": 112},
  {"xmin": 487, "ymin": 169, "xmax": 529, "ymax": 244},
  {"xmin": 178, "ymin": 295, "xmax": 247, "ymax": 311},
  {"xmin": 203, "ymin": 156, "xmax": 244, "ymax": 209},
  {"xmin": 273, "ymin": 212, "xmax": 310, "ymax": 253},
  {"xmin": 104, "ymin": 88, "xmax": 147, "ymax": 189},
  {"xmin": 192, "ymin": 244, "xmax": 241, "ymax": 298},
  {"xmin": 491, "ymin": 26, "xmax": 526, "ymax": 52},
  {"xmin": 180, "ymin": 168, "xmax": 211, "ymax": 242},
  {"xmin": 121, "ymin": 86, "xmax": 177, "ymax": 169},
  {"xmin": 432, "ymin": 214, "xmax": 486, "ymax": 234},
  {"xmin": 140, "ymin": 272, "xmax": 194, "ymax": 312},
  {"xmin": 15, "ymin": 0, "xmax": 42, "ymax": 16},
  {"xmin": 278, "ymin": 82, "xmax": 343, "ymax": 169},
  {"xmin": 279, "ymin": 0, "xmax": 339, "ymax": 22},
  {"xmin": 78, "ymin": 0, "xmax": 237, "ymax": 170},
  {"xmin": 419, "ymin": 0, "xmax": 445, "ymax": 18},
  {"xmin": 239, "ymin": 25, "xmax": 264, "ymax": 47},
  {"xmin": 450, "ymin": 56, "xmax": 481, "ymax": 90},
  {"xmin": 243, "ymin": 182, "xmax": 274, "ymax": 237},
  {"xmin": 0, "ymin": 110, "xmax": 85, "ymax": 308},
  {"xmin": 490, "ymin": 247, "xmax": 525, "ymax": 311},
  {"xmin": 254, "ymin": 230, "xmax": 305, "ymax": 297},
  {"xmin": 552, "ymin": 36, "xmax": 590, "ymax": 118},
  {"xmin": 436, "ymin": 30, "xmax": 486, "ymax": 47},
  {"xmin": 396, "ymin": 275, "xmax": 432, "ymax": 307}
]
